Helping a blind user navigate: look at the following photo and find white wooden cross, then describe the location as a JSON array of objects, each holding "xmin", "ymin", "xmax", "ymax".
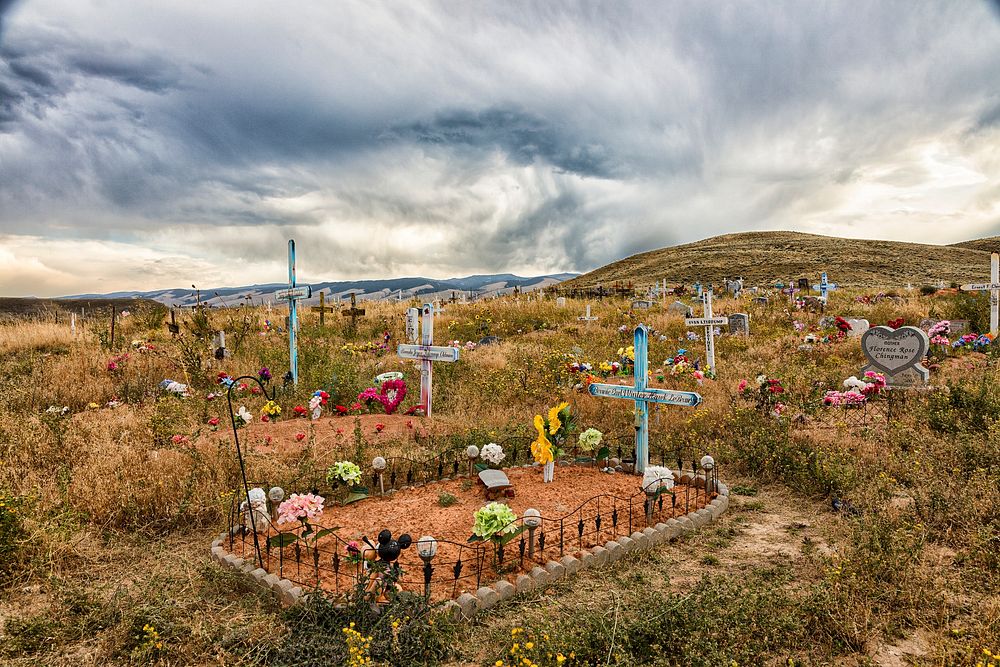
[
  {"xmin": 960, "ymin": 252, "xmax": 1000, "ymax": 335},
  {"xmin": 397, "ymin": 303, "xmax": 459, "ymax": 417},
  {"xmin": 273, "ymin": 239, "xmax": 312, "ymax": 386},
  {"xmin": 685, "ymin": 287, "xmax": 727, "ymax": 373},
  {"xmin": 577, "ymin": 304, "xmax": 598, "ymax": 325},
  {"xmin": 820, "ymin": 272, "xmax": 829, "ymax": 303},
  {"xmin": 588, "ymin": 325, "xmax": 701, "ymax": 473}
]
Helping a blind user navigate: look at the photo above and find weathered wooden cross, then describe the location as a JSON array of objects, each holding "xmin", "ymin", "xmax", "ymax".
[
  {"xmin": 311, "ymin": 291, "xmax": 336, "ymax": 325},
  {"xmin": 274, "ymin": 239, "xmax": 312, "ymax": 386},
  {"xmin": 341, "ymin": 293, "xmax": 366, "ymax": 330},
  {"xmin": 588, "ymin": 324, "xmax": 702, "ymax": 473},
  {"xmin": 960, "ymin": 252, "xmax": 1000, "ymax": 335},
  {"xmin": 685, "ymin": 287, "xmax": 727, "ymax": 373},
  {"xmin": 396, "ymin": 303, "xmax": 460, "ymax": 417}
]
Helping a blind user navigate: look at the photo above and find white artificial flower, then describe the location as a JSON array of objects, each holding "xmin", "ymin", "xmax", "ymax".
[
  {"xmin": 237, "ymin": 406, "xmax": 253, "ymax": 424},
  {"xmin": 642, "ymin": 466, "xmax": 675, "ymax": 492},
  {"xmin": 480, "ymin": 442, "xmax": 505, "ymax": 465}
]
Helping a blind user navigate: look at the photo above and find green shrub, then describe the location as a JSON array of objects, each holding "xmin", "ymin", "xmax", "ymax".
[{"xmin": 0, "ymin": 491, "xmax": 26, "ymax": 582}]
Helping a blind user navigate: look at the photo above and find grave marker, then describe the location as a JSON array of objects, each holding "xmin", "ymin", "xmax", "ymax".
[
  {"xmin": 556, "ymin": 297, "xmax": 566, "ymax": 308},
  {"xmin": 405, "ymin": 307, "xmax": 420, "ymax": 344},
  {"xmin": 578, "ymin": 304, "xmax": 599, "ymax": 325},
  {"xmin": 668, "ymin": 301, "xmax": 693, "ymax": 316},
  {"xmin": 341, "ymin": 293, "xmax": 366, "ymax": 330},
  {"xmin": 311, "ymin": 291, "xmax": 336, "ymax": 325},
  {"xmin": 959, "ymin": 252, "xmax": 1000, "ymax": 335},
  {"xmin": 588, "ymin": 324, "xmax": 702, "ymax": 473},
  {"xmin": 846, "ymin": 318, "xmax": 870, "ymax": 337},
  {"xmin": 860, "ymin": 326, "xmax": 930, "ymax": 386},
  {"xmin": 728, "ymin": 313, "xmax": 750, "ymax": 336},
  {"xmin": 274, "ymin": 239, "xmax": 312, "ymax": 386},
  {"xmin": 686, "ymin": 288, "xmax": 727, "ymax": 372},
  {"xmin": 631, "ymin": 299, "xmax": 653, "ymax": 310},
  {"xmin": 396, "ymin": 303, "xmax": 460, "ymax": 417}
]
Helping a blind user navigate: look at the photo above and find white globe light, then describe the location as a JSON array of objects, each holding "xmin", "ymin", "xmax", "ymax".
[
  {"xmin": 417, "ymin": 535, "xmax": 438, "ymax": 558},
  {"xmin": 466, "ymin": 445, "xmax": 480, "ymax": 459},
  {"xmin": 523, "ymin": 508, "xmax": 542, "ymax": 528},
  {"xmin": 372, "ymin": 456, "xmax": 387, "ymax": 471},
  {"xmin": 268, "ymin": 487, "xmax": 285, "ymax": 503},
  {"xmin": 700, "ymin": 455, "xmax": 715, "ymax": 470}
]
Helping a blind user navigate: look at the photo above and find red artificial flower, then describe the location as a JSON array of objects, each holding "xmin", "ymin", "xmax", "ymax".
[
  {"xmin": 350, "ymin": 402, "xmax": 362, "ymax": 412},
  {"xmin": 250, "ymin": 386, "xmax": 261, "ymax": 395},
  {"xmin": 261, "ymin": 414, "xmax": 270, "ymax": 423},
  {"xmin": 335, "ymin": 405, "xmax": 348, "ymax": 415},
  {"xmin": 374, "ymin": 423, "xmax": 385, "ymax": 433},
  {"xmin": 887, "ymin": 318, "xmax": 904, "ymax": 329},
  {"xmin": 171, "ymin": 434, "xmax": 189, "ymax": 445},
  {"xmin": 208, "ymin": 417, "xmax": 220, "ymax": 426},
  {"xmin": 216, "ymin": 372, "xmax": 230, "ymax": 384},
  {"xmin": 293, "ymin": 405, "xmax": 308, "ymax": 417},
  {"xmin": 295, "ymin": 432, "xmax": 306, "ymax": 441},
  {"xmin": 406, "ymin": 420, "xmax": 413, "ymax": 429},
  {"xmin": 264, "ymin": 436, "xmax": 272, "ymax": 445}
]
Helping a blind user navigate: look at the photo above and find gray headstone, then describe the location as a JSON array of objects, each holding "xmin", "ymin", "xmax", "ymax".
[
  {"xmin": 846, "ymin": 318, "xmax": 870, "ymax": 337},
  {"xmin": 479, "ymin": 469, "xmax": 511, "ymax": 490},
  {"xmin": 478, "ymin": 335, "xmax": 500, "ymax": 346},
  {"xmin": 727, "ymin": 313, "xmax": 750, "ymax": 336},
  {"xmin": 668, "ymin": 301, "xmax": 693, "ymax": 316},
  {"xmin": 860, "ymin": 326, "xmax": 930, "ymax": 386},
  {"xmin": 752, "ymin": 296, "xmax": 769, "ymax": 306},
  {"xmin": 631, "ymin": 300, "xmax": 653, "ymax": 310},
  {"xmin": 950, "ymin": 319, "xmax": 970, "ymax": 334}
]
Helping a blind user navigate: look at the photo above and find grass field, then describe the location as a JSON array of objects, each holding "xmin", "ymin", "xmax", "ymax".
[{"xmin": 1, "ymin": 287, "xmax": 998, "ymax": 666}]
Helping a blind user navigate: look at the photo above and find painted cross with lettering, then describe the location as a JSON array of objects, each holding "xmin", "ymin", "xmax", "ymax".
[
  {"xmin": 397, "ymin": 303, "xmax": 460, "ymax": 417},
  {"xmin": 588, "ymin": 325, "xmax": 702, "ymax": 473},
  {"xmin": 273, "ymin": 239, "xmax": 312, "ymax": 386},
  {"xmin": 960, "ymin": 252, "xmax": 1000, "ymax": 335},
  {"xmin": 685, "ymin": 287, "xmax": 727, "ymax": 373},
  {"xmin": 577, "ymin": 304, "xmax": 599, "ymax": 326}
]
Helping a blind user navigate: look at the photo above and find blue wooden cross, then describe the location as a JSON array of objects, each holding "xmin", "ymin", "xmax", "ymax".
[
  {"xmin": 588, "ymin": 324, "xmax": 702, "ymax": 473},
  {"xmin": 274, "ymin": 239, "xmax": 312, "ymax": 386}
]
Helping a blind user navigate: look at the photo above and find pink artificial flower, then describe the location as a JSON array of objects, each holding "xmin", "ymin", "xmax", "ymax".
[
  {"xmin": 208, "ymin": 417, "xmax": 220, "ymax": 426},
  {"xmin": 738, "ymin": 379, "xmax": 748, "ymax": 392},
  {"xmin": 276, "ymin": 492, "xmax": 325, "ymax": 525},
  {"xmin": 171, "ymin": 434, "xmax": 189, "ymax": 445}
]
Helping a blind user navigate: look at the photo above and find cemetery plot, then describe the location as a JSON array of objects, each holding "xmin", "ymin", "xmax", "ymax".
[{"xmin": 218, "ymin": 462, "xmax": 719, "ymax": 605}]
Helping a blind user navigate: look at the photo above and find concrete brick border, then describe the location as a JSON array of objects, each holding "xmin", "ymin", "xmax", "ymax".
[{"xmin": 211, "ymin": 470, "xmax": 731, "ymax": 615}]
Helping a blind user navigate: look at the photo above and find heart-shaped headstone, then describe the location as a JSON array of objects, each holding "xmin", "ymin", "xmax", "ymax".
[
  {"xmin": 860, "ymin": 326, "xmax": 929, "ymax": 374},
  {"xmin": 846, "ymin": 318, "xmax": 870, "ymax": 337}
]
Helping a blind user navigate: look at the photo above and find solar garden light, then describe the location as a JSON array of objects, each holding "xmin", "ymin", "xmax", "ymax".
[
  {"xmin": 523, "ymin": 508, "xmax": 542, "ymax": 560},
  {"xmin": 700, "ymin": 455, "xmax": 715, "ymax": 494},
  {"xmin": 268, "ymin": 487, "xmax": 284, "ymax": 521},
  {"xmin": 466, "ymin": 445, "xmax": 480, "ymax": 476},
  {"xmin": 372, "ymin": 456, "xmax": 387, "ymax": 495},
  {"xmin": 416, "ymin": 535, "xmax": 438, "ymax": 598}
]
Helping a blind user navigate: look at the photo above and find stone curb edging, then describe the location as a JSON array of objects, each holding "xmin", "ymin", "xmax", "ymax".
[{"xmin": 210, "ymin": 473, "xmax": 731, "ymax": 614}]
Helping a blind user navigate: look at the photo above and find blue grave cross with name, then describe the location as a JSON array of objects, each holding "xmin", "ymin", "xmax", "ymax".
[
  {"xmin": 587, "ymin": 324, "xmax": 702, "ymax": 473},
  {"xmin": 273, "ymin": 239, "xmax": 312, "ymax": 386}
]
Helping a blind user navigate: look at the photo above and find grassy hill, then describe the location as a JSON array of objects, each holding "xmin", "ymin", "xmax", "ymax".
[
  {"xmin": 950, "ymin": 236, "xmax": 1000, "ymax": 254},
  {"xmin": 564, "ymin": 231, "xmax": 998, "ymax": 290}
]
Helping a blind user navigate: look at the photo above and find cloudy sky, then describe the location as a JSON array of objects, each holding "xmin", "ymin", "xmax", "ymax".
[{"xmin": 1, "ymin": 1, "xmax": 999, "ymax": 296}]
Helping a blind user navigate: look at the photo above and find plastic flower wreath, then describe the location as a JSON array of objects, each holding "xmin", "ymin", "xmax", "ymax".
[{"xmin": 261, "ymin": 400, "xmax": 282, "ymax": 419}]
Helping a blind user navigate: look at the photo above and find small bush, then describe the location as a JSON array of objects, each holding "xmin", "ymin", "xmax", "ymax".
[
  {"xmin": 437, "ymin": 492, "xmax": 457, "ymax": 507},
  {"xmin": 0, "ymin": 491, "xmax": 26, "ymax": 582}
]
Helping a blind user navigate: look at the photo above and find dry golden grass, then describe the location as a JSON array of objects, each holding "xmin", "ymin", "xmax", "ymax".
[
  {"xmin": 1, "ymin": 287, "xmax": 998, "ymax": 665},
  {"xmin": 563, "ymin": 230, "xmax": 998, "ymax": 290}
]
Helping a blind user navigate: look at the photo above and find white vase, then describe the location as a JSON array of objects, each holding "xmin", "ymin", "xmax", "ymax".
[{"xmin": 543, "ymin": 461, "xmax": 554, "ymax": 483}]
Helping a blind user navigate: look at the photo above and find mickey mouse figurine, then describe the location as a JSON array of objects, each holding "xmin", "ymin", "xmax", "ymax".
[{"xmin": 362, "ymin": 530, "xmax": 412, "ymax": 603}]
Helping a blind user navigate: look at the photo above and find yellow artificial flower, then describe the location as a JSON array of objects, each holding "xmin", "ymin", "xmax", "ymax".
[
  {"xmin": 547, "ymin": 402, "xmax": 568, "ymax": 435},
  {"xmin": 531, "ymin": 415, "xmax": 554, "ymax": 465}
]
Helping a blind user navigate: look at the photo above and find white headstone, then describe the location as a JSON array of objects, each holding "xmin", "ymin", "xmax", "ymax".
[{"xmin": 556, "ymin": 297, "xmax": 567, "ymax": 308}]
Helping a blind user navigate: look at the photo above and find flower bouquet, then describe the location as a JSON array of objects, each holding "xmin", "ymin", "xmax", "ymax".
[
  {"xmin": 325, "ymin": 460, "xmax": 368, "ymax": 505},
  {"xmin": 531, "ymin": 402, "xmax": 573, "ymax": 483}
]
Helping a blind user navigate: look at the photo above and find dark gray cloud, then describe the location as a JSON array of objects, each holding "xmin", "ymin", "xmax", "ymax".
[{"xmin": 0, "ymin": 1, "xmax": 999, "ymax": 296}]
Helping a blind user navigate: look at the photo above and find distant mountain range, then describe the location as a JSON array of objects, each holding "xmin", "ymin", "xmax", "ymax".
[{"xmin": 63, "ymin": 273, "xmax": 578, "ymax": 308}]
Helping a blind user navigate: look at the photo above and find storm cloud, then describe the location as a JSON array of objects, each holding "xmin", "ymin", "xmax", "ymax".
[{"xmin": 1, "ymin": 1, "xmax": 999, "ymax": 296}]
